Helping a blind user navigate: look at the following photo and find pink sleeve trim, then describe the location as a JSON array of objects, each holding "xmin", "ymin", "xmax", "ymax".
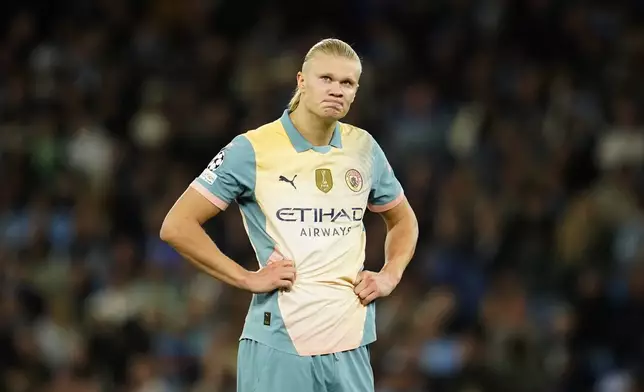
[
  {"xmin": 190, "ymin": 181, "xmax": 230, "ymax": 211},
  {"xmin": 368, "ymin": 192, "xmax": 404, "ymax": 213}
]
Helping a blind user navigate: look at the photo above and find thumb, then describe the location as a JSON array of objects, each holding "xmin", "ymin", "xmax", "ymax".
[{"xmin": 355, "ymin": 270, "xmax": 367, "ymax": 285}]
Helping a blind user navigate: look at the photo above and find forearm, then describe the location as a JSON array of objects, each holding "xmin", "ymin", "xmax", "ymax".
[
  {"xmin": 160, "ymin": 219, "xmax": 251, "ymax": 290},
  {"xmin": 380, "ymin": 214, "xmax": 418, "ymax": 283}
]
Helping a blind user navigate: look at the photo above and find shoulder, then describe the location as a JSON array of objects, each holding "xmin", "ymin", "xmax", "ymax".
[
  {"xmin": 221, "ymin": 120, "xmax": 284, "ymax": 157},
  {"xmin": 338, "ymin": 122, "xmax": 381, "ymax": 153},
  {"xmin": 243, "ymin": 120, "xmax": 286, "ymax": 147},
  {"xmin": 338, "ymin": 122, "xmax": 373, "ymax": 140},
  {"xmin": 243, "ymin": 120, "xmax": 295, "ymax": 166}
]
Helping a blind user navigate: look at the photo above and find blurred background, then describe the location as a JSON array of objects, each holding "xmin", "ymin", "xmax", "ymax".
[{"xmin": 2, "ymin": 0, "xmax": 644, "ymax": 391}]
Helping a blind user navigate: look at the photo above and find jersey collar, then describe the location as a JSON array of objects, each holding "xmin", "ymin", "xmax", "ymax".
[{"xmin": 280, "ymin": 110, "xmax": 343, "ymax": 153}]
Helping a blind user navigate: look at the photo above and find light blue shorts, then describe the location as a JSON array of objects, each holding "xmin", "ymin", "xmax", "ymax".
[{"xmin": 237, "ymin": 338, "xmax": 374, "ymax": 392}]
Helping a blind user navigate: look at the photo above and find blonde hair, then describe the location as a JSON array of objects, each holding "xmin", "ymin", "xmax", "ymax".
[{"xmin": 287, "ymin": 38, "xmax": 361, "ymax": 112}]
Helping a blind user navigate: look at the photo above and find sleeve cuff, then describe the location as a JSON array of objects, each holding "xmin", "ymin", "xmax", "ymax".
[
  {"xmin": 368, "ymin": 192, "xmax": 404, "ymax": 213},
  {"xmin": 190, "ymin": 181, "xmax": 230, "ymax": 211}
]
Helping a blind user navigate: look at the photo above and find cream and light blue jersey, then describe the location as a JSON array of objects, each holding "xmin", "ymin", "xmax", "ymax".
[{"xmin": 191, "ymin": 110, "xmax": 404, "ymax": 356}]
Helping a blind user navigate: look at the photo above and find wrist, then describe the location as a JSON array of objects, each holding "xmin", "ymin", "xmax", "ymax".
[
  {"xmin": 236, "ymin": 268, "xmax": 255, "ymax": 292},
  {"xmin": 380, "ymin": 263, "xmax": 403, "ymax": 285}
]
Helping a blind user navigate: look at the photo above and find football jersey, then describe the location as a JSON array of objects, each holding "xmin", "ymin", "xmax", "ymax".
[{"xmin": 191, "ymin": 110, "xmax": 404, "ymax": 356}]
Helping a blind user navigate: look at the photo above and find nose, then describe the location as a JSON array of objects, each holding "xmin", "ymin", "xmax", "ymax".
[{"xmin": 328, "ymin": 81, "xmax": 343, "ymax": 97}]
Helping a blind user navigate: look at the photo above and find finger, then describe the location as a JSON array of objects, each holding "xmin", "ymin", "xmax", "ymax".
[
  {"xmin": 354, "ymin": 271, "xmax": 366, "ymax": 285},
  {"xmin": 278, "ymin": 267, "xmax": 297, "ymax": 281},
  {"xmin": 354, "ymin": 273, "xmax": 372, "ymax": 294},
  {"xmin": 272, "ymin": 259, "xmax": 294, "ymax": 268},
  {"xmin": 277, "ymin": 280, "xmax": 293, "ymax": 291},
  {"xmin": 361, "ymin": 292, "xmax": 379, "ymax": 306},
  {"xmin": 354, "ymin": 279, "xmax": 368, "ymax": 294},
  {"xmin": 358, "ymin": 286, "xmax": 377, "ymax": 300},
  {"xmin": 279, "ymin": 271, "xmax": 296, "ymax": 282},
  {"xmin": 283, "ymin": 266, "xmax": 297, "ymax": 274}
]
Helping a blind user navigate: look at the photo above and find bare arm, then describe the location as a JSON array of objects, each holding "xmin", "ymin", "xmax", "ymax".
[
  {"xmin": 354, "ymin": 197, "xmax": 418, "ymax": 305},
  {"xmin": 160, "ymin": 187, "xmax": 295, "ymax": 292},
  {"xmin": 160, "ymin": 187, "xmax": 252, "ymax": 289},
  {"xmin": 378, "ymin": 197, "xmax": 419, "ymax": 284}
]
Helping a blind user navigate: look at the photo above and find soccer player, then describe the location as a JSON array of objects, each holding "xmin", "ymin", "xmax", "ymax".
[{"xmin": 160, "ymin": 38, "xmax": 418, "ymax": 392}]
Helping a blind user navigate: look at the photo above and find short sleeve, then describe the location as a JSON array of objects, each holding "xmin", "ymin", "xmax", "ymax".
[
  {"xmin": 190, "ymin": 135, "xmax": 256, "ymax": 210},
  {"xmin": 368, "ymin": 138, "xmax": 404, "ymax": 213}
]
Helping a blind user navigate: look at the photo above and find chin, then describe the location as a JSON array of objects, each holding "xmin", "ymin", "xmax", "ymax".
[{"xmin": 318, "ymin": 107, "xmax": 347, "ymax": 121}]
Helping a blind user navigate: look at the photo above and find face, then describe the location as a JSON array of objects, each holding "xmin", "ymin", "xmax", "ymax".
[{"xmin": 297, "ymin": 54, "xmax": 361, "ymax": 120}]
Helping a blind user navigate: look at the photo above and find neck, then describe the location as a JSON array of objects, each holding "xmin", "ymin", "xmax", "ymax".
[{"xmin": 290, "ymin": 107, "xmax": 336, "ymax": 146}]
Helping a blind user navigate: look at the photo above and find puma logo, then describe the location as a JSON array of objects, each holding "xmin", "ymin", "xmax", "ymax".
[{"xmin": 279, "ymin": 175, "xmax": 297, "ymax": 190}]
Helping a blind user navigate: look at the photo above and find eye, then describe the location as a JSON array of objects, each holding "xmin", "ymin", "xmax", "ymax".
[
  {"xmin": 321, "ymin": 76, "xmax": 332, "ymax": 82},
  {"xmin": 342, "ymin": 81, "xmax": 354, "ymax": 87}
]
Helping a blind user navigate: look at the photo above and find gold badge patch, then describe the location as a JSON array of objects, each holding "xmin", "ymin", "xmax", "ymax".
[{"xmin": 315, "ymin": 168, "xmax": 333, "ymax": 193}]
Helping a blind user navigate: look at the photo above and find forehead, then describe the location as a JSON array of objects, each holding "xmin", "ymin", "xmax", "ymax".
[{"xmin": 305, "ymin": 54, "xmax": 361, "ymax": 80}]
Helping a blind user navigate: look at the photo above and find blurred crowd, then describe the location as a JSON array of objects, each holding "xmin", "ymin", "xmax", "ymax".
[{"xmin": 2, "ymin": 0, "xmax": 644, "ymax": 391}]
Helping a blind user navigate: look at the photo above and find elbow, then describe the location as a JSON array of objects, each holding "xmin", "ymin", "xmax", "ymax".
[
  {"xmin": 411, "ymin": 219, "xmax": 419, "ymax": 240},
  {"xmin": 404, "ymin": 209, "xmax": 420, "ymax": 242},
  {"xmin": 411, "ymin": 213, "xmax": 419, "ymax": 236},
  {"xmin": 406, "ymin": 219, "xmax": 419, "ymax": 248},
  {"xmin": 159, "ymin": 218, "xmax": 181, "ymax": 244}
]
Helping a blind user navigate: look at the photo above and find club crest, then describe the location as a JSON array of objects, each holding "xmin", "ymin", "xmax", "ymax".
[{"xmin": 345, "ymin": 169, "xmax": 363, "ymax": 192}]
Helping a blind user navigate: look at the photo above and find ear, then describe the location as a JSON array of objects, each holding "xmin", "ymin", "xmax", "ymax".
[
  {"xmin": 349, "ymin": 84, "xmax": 360, "ymax": 103},
  {"xmin": 296, "ymin": 71, "xmax": 305, "ymax": 91}
]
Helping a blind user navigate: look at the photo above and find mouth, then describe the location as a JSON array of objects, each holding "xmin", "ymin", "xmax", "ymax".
[{"xmin": 322, "ymin": 100, "xmax": 343, "ymax": 109}]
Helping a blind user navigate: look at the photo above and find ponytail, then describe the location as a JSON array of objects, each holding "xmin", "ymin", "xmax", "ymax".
[{"xmin": 288, "ymin": 88, "xmax": 302, "ymax": 112}]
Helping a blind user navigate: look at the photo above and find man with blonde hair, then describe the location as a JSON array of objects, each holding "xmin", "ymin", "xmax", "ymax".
[{"xmin": 160, "ymin": 38, "xmax": 418, "ymax": 392}]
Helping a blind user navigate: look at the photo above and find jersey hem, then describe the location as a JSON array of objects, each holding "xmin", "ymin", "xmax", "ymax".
[{"xmin": 238, "ymin": 335, "xmax": 377, "ymax": 357}]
